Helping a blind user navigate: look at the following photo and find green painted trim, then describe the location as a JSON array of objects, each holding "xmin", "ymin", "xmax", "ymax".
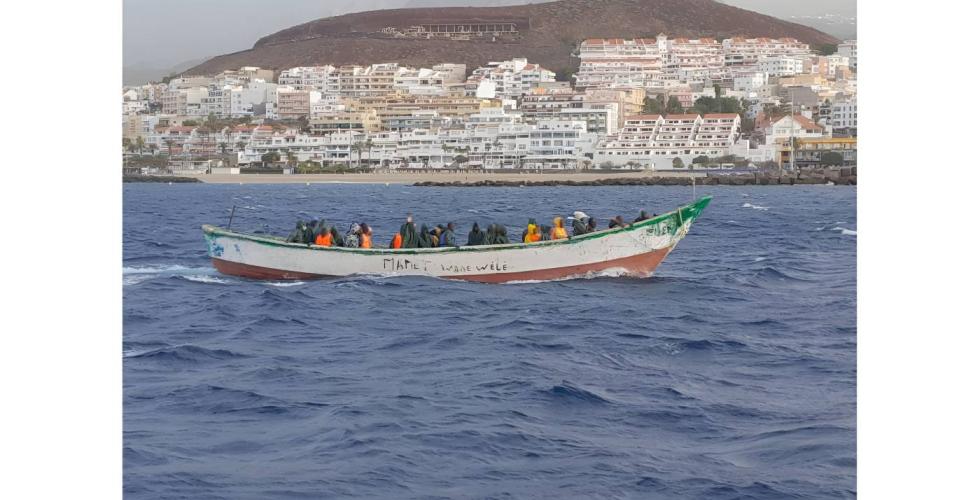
[{"xmin": 203, "ymin": 196, "xmax": 711, "ymax": 256}]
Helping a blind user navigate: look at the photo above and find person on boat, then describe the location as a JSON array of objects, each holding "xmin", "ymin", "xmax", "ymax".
[
  {"xmin": 329, "ymin": 226, "xmax": 344, "ymax": 247},
  {"xmin": 390, "ymin": 232, "xmax": 403, "ymax": 249},
  {"xmin": 539, "ymin": 224, "xmax": 552, "ymax": 241},
  {"xmin": 488, "ymin": 224, "xmax": 509, "ymax": 245},
  {"xmin": 314, "ymin": 227, "xmax": 333, "ymax": 246},
  {"xmin": 467, "ymin": 222, "xmax": 485, "ymax": 246},
  {"xmin": 430, "ymin": 225, "xmax": 443, "ymax": 247},
  {"xmin": 550, "ymin": 217, "xmax": 568, "ymax": 240},
  {"xmin": 608, "ymin": 216, "xmax": 626, "ymax": 229},
  {"xmin": 587, "ymin": 217, "xmax": 598, "ymax": 233},
  {"xmin": 398, "ymin": 215, "xmax": 419, "ymax": 248},
  {"xmin": 344, "ymin": 222, "xmax": 361, "ymax": 248},
  {"xmin": 286, "ymin": 221, "xmax": 306, "ymax": 243},
  {"xmin": 359, "ymin": 223, "xmax": 372, "ymax": 249},
  {"xmin": 522, "ymin": 219, "xmax": 541, "ymax": 243},
  {"xmin": 634, "ymin": 211, "xmax": 651, "ymax": 223},
  {"xmin": 417, "ymin": 224, "xmax": 432, "ymax": 248},
  {"xmin": 440, "ymin": 222, "xmax": 457, "ymax": 247},
  {"xmin": 572, "ymin": 212, "xmax": 589, "ymax": 236},
  {"xmin": 312, "ymin": 218, "xmax": 326, "ymax": 237}
]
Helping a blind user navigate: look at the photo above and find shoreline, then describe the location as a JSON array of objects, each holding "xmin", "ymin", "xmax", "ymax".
[
  {"xmin": 127, "ymin": 169, "xmax": 855, "ymax": 186},
  {"xmin": 186, "ymin": 171, "xmax": 705, "ymax": 185}
]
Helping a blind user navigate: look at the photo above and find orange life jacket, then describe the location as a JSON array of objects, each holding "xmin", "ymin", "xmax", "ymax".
[
  {"xmin": 360, "ymin": 233, "xmax": 372, "ymax": 249},
  {"xmin": 391, "ymin": 233, "xmax": 402, "ymax": 249},
  {"xmin": 315, "ymin": 233, "xmax": 332, "ymax": 246}
]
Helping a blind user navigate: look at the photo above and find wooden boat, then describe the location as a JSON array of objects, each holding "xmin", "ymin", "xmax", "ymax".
[{"xmin": 203, "ymin": 196, "xmax": 711, "ymax": 283}]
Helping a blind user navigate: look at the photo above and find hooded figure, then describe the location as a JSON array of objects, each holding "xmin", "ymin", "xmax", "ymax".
[
  {"xmin": 540, "ymin": 225, "xmax": 552, "ymax": 241},
  {"xmin": 634, "ymin": 210, "xmax": 651, "ymax": 223},
  {"xmin": 587, "ymin": 217, "xmax": 598, "ymax": 233},
  {"xmin": 286, "ymin": 220, "xmax": 305, "ymax": 243},
  {"xmin": 304, "ymin": 220, "xmax": 317, "ymax": 244},
  {"xmin": 572, "ymin": 212, "xmax": 589, "ymax": 236},
  {"xmin": 398, "ymin": 216, "xmax": 420, "ymax": 249},
  {"xmin": 417, "ymin": 224, "xmax": 432, "ymax": 248},
  {"xmin": 551, "ymin": 216, "xmax": 568, "ymax": 239},
  {"xmin": 489, "ymin": 224, "xmax": 509, "ymax": 245},
  {"xmin": 441, "ymin": 222, "xmax": 456, "ymax": 247},
  {"xmin": 312, "ymin": 218, "xmax": 326, "ymax": 237},
  {"xmin": 329, "ymin": 226, "xmax": 344, "ymax": 247},
  {"xmin": 467, "ymin": 222, "xmax": 485, "ymax": 246},
  {"xmin": 608, "ymin": 216, "xmax": 626, "ymax": 229},
  {"xmin": 344, "ymin": 222, "xmax": 362, "ymax": 248},
  {"xmin": 522, "ymin": 218, "xmax": 541, "ymax": 243}
]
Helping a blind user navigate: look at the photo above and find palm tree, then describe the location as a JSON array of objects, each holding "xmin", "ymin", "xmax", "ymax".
[
  {"xmin": 364, "ymin": 138, "xmax": 374, "ymax": 169},
  {"xmin": 235, "ymin": 141, "xmax": 247, "ymax": 152},
  {"xmin": 351, "ymin": 141, "xmax": 364, "ymax": 169},
  {"xmin": 135, "ymin": 136, "xmax": 145, "ymax": 156},
  {"xmin": 122, "ymin": 137, "xmax": 132, "ymax": 152},
  {"xmin": 164, "ymin": 139, "xmax": 176, "ymax": 160}
]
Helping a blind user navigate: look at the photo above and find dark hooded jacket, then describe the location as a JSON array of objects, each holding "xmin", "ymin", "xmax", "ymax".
[
  {"xmin": 286, "ymin": 221, "xmax": 305, "ymax": 243},
  {"xmin": 572, "ymin": 218, "xmax": 588, "ymax": 236},
  {"xmin": 417, "ymin": 224, "xmax": 432, "ymax": 248},
  {"xmin": 399, "ymin": 222, "xmax": 419, "ymax": 248},
  {"xmin": 634, "ymin": 211, "xmax": 650, "ymax": 223},
  {"xmin": 488, "ymin": 224, "xmax": 509, "ymax": 245},
  {"xmin": 329, "ymin": 226, "xmax": 344, "ymax": 247},
  {"xmin": 467, "ymin": 223, "xmax": 485, "ymax": 246},
  {"xmin": 302, "ymin": 221, "xmax": 316, "ymax": 244},
  {"xmin": 441, "ymin": 226, "xmax": 456, "ymax": 247}
]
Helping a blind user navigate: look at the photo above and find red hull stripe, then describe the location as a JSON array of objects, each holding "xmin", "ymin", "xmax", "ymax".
[{"xmin": 211, "ymin": 246, "xmax": 671, "ymax": 283}]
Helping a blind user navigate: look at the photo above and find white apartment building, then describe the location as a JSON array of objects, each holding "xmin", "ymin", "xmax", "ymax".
[
  {"xmin": 831, "ymin": 98, "xmax": 857, "ymax": 132},
  {"xmin": 734, "ymin": 72, "xmax": 767, "ymax": 92},
  {"xmin": 758, "ymin": 56, "xmax": 807, "ymax": 77},
  {"xmin": 722, "ymin": 37, "xmax": 811, "ymax": 66},
  {"xmin": 594, "ymin": 113, "xmax": 742, "ymax": 169},
  {"xmin": 277, "ymin": 65, "xmax": 338, "ymax": 94},
  {"xmin": 469, "ymin": 58, "xmax": 556, "ymax": 99},
  {"xmin": 837, "ymin": 40, "xmax": 857, "ymax": 71}
]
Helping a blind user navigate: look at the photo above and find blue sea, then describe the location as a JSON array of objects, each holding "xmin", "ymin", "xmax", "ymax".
[{"xmin": 124, "ymin": 183, "xmax": 856, "ymax": 499}]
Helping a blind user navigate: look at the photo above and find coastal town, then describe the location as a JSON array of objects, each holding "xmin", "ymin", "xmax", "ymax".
[{"xmin": 122, "ymin": 35, "xmax": 857, "ymax": 177}]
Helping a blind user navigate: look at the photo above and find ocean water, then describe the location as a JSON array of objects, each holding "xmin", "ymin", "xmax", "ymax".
[{"xmin": 124, "ymin": 183, "xmax": 856, "ymax": 499}]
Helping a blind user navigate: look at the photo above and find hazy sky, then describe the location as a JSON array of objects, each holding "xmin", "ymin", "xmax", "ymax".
[{"xmin": 124, "ymin": 0, "xmax": 855, "ymax": 71}]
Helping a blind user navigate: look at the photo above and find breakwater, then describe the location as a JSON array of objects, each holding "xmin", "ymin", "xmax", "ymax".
[
  {"xmin": 123, "ymin": 175, "xmax": 202, "ymax": 183},
  {"xmin": 414, "ymin": 168, "xmax": 857, "ymax": 187}
]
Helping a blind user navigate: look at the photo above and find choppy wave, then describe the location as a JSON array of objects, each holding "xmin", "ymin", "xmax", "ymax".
[
  {"xmin": 124, "ymin": 184, "xmax": 856, "ymax": 498},
  {"xmin": 741, "ymin": 202, "xmax": 770, "ymax": 211}
]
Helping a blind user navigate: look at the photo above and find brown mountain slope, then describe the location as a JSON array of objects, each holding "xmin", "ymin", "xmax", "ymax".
[{"xmin": 185, "ymin": 0, "xmax": 838, "ymax": 77}]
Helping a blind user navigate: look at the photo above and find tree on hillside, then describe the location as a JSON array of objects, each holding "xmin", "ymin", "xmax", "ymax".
[
  {"xmin": 122, "ymin": 137, "xmax": 132, "ymax": 152},
  {"xmin": 182, "ymin": 120, "xmax": 199, "ymax": 127},
  {"xmin": 135, "ymin": 136, "xmax": 145, "ymax": 156},
  {"xmin": 820, "ymin": 151, "xmax": 844, "ymax": 166},
  {"xmin": 672, "ymin": 157, "xmax": 685, "ymax": 169},
  {"xmin": 666, "ymin": 96, "xmax": 684, "ymax": 114},
  {"xmin": 692, "ymin": 155, "xmax": 710, "ymax": 165},
  {"xmin": 690, "ymin": 96, "xmax": 744, "ymax": 115},
  {"xmin": 235, "ymin": 141, "xmax": 247, "ymax": 152},
  {"xmin": 713, "ymin": 84, "xmax": 721, "ymax": 99}
]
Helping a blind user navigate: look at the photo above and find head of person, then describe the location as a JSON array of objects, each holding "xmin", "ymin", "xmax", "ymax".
[
  {"xmin": 553, "ymin": 216, "xmax": 563, "ymax": 228},
  {"xmin": 406, "ymin": 213, "xmax": 414, "ymax": 224},
  {"xmin": 360, "ymin": 222, "xmax": 370, "ymax": 234},
  {"xmin": 588, "ymin": 218, "xmax": 597, "ymax": 229},
  {"xmin": 447, "ymin": 222, "xmax": 455, "ymax": 232},
  {"xmin": 295, "ymin": 220, "xmax": 304, "ymax": 229},
  {"xmin": 471, "ymin": 222, "xmax": 480, "ymax": 232},
  {"xmin": 319, "ymin": 227, "xmax": 328, "ymax": 236},
  {"xmin": 639, "ymin": 210, "xmax": 649, "ymax": 219}
]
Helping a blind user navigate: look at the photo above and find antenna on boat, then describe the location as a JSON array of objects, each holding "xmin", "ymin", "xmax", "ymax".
[
  {"xmin": 227, "ymin": 205, "xmax": 237, "ymax": 230},
  {"xmin": 691, "ymin": 175, "xmax": 696, "ymax": 201}
]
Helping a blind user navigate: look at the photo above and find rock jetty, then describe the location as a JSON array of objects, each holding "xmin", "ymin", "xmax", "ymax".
[
  {"xmin": 414, "ymin": 168, "xmax": 856, "ymax": 188},
  {"xmin": 123, "ymin": 175, "xmax": 202, "ymax": 183}
]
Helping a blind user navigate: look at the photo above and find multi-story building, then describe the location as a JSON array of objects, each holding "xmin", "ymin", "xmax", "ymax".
[
  {"xmin": 276, "ymin": 87, "xmax": 322, "ymax": 120},
  {"xmin": 758, "ymin": 56, "xmax": 807, "ymax": 77},
  {"xmin": 594, "ymin": 113, "xmax": 741, "ymax": 169},
  {"xmin": 837, "ymin": 40, "xmax": 857, "ymax": 71},
  {"xmin": 277, "ymin": 65, "xmax": 338, "ymax": 94},
  {"xmin": 468, "ymin": 58, "xmax": 556, "ymax": 99},
  {"xmin": 831, "ymin": 97, "xmax": 857, "ymax": 136},
  {"xmin": 722, "ymin": 37, "xmax": 811, "ymax": 67}
]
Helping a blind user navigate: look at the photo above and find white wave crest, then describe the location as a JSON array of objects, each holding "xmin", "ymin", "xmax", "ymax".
[
  {"xmin": 181, "ymin": 275, "xmax": 229, "ymax": 284},
  {"xmin": 832, "ymin": 226, "xmax": 857, "ymax": 236},
  {"xmin": 262, "ymin": 281, "xmax": 307, "ymax": 287},
  {"xmin": 741, "ymin": 202, "xmax": 770, "ymax": 211}
]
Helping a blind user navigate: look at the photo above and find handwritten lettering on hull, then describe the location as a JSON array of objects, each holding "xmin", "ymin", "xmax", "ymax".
[{"xmin": 382, "ymin": 257, "xmax": 508, "ymax": 274}]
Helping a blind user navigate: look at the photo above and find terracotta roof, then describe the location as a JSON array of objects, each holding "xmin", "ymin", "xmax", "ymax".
[
  {"xmin": 703, "ymin": 113, "xmax": 739, "ymax": 119},
  {"xmin": 664, "ymin": 114, "xmax": 700, "ymax": 120},
  {"xmin": 627, "ymin": 114, "xmax": 663, "ymax": 120}
]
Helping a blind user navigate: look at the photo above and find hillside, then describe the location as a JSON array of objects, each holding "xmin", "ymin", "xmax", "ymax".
[{"xmin": 185, "ymin": 0, "xmax": 839, "ymax": 78}]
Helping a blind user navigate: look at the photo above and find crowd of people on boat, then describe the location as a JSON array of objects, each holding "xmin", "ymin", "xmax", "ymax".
[{"xmin": 284, "ymin": 210, "xmax": 656, "ymax": 249}]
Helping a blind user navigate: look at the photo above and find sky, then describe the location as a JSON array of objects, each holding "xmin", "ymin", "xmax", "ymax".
[{"xmin": 123, "ymin": 0, "xmax": 855, "ymax": 83}]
